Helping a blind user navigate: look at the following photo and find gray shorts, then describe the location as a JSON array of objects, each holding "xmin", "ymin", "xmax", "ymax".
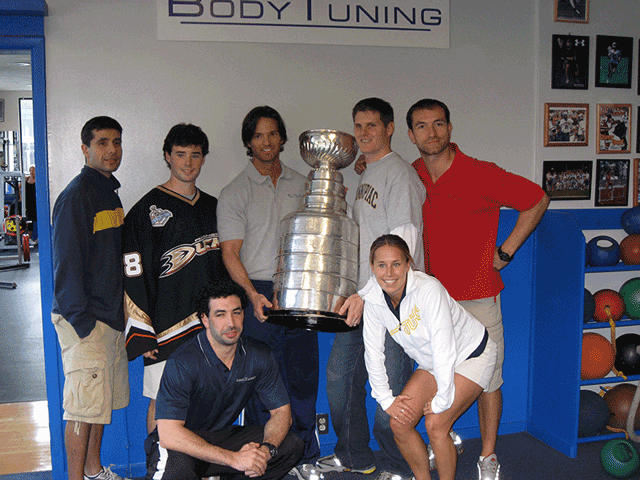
[
  {"xmin": 52, "ymin": 314, "xmax": 129, "ymax": 424},
  {"xmin": 458, "ymin": 294, "xmax": 504, "ymax": 392}
]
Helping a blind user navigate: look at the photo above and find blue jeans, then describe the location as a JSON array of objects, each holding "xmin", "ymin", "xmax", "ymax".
[
  {"xmin": 242, "ymin": 280, "xmax": 321, "ymax": 464},
  {"xmin": 327, "ymin": 324, "xmax": 413, "ymax": 476}
]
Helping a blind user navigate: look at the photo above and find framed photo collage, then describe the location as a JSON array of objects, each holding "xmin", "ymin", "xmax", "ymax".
[{"xmin": 545, "ymin": 2, "xmax": 639, "ymax": 206}]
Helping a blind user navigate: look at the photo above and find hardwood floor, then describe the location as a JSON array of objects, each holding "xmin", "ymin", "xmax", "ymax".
[{"xmin": 0, "ymin": 401, "xmax": 51, "ymax": 475}]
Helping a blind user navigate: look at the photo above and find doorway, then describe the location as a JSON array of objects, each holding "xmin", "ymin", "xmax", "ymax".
[{"xmin": 0, "ymin": 37, "xmax": 54, "ymax": 476}]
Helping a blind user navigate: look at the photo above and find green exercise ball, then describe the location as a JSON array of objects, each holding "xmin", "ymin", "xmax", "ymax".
[
  {"xmin": 601, "ymin": 439, "xmax": 640, "ymax": 479},
  {"xmin": 619, "ymin": 278, "xmax": 640, "ymax": 319}
]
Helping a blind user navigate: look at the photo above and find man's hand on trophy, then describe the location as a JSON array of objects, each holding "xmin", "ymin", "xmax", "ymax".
[{"xmin": 354, "ymin": 155, "xmax": 367, "ymax": 175}]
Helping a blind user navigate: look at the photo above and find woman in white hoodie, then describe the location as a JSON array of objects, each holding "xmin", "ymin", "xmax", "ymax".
[{"xmin": 361, "ymin": 234, "xmax": 497, "ymax": 480}]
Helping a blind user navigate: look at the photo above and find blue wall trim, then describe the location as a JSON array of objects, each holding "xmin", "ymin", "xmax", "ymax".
[{"xmin": 0, "ymin": 0, "xmax": 48, "ymax": 17}]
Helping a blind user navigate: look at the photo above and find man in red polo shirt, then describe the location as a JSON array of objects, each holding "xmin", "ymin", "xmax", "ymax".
[{"xmin": 407, "ymin": 99, "xmax": 549, "ymax": 480}]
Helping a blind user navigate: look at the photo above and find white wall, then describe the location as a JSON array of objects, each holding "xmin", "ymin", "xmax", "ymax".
[
  {"xmin": 538, "ymin": 0, "xmax": 640, "ymax": 209},
  {"xmin": 45, "ymin": 0, "xmax": 536, "ymax": 213}
]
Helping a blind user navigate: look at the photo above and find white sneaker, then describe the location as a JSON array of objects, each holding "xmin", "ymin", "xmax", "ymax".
[
  {"xmin": 477, "ymin": 454, "xmax": 500, "ymax": 480},
  {"xmin": 83, "ymin": 466, "xmax": 131, "ymax": 480},
  {"xmin": 374, "ymin": 471, "xmax": 413, "ymax": 480},
  {"xmin": 289, "ymin": 465, "xmax": 324, "ymax": 480},
  {"xmin": 313, "ymin": 454, "xmax": 376, "ymax": 474},
  {"xmin": 426, "ymin": 430, "xmax": 465, "ymax": 470}
]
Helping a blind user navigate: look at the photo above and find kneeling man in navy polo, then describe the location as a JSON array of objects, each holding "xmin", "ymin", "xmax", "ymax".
[{"xmin": 144, "ymin": 280, "xmax": 303, "ymax": 480}]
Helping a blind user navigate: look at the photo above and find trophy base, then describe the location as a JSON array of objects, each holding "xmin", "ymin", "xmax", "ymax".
[{"xmin": 267, "ymin": 309, "xmax": 357, "ymax": 332}]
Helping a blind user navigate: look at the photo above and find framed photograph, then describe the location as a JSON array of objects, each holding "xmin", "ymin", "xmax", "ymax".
[
  {"xmin": 597, "ymin": 104, "xmax": 631, "ymax": 154},
  {"xmin": 0, "ymin": 99, "xmax": 4, "ymax": 122},
  {"xmin": 554, "ymin": 0, "xmax": 588, "ymax": 23},
  {"xmin": 595, "ymin": 35, "xmax": 633, "ymax": 88},
  {"xmin": 595, "ymin": 159, "xmax": 630, "ymax": 206},
  {"xmin": 544, "ymin": 103, "xmax": 588, "ymax": 147},
  {"xmin": 552, "ymin": 35, "xmax": 589, "ymax": 89},
  {"xmin": 542, "ymin": 160, "xmax": 592, "ymax": 200},
  {"xmin": 633, "ymin": 159, "xmax": 640, "ymax": 206}
]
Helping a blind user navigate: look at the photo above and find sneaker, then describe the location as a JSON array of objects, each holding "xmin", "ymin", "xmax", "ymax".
[
  {"xmin": 289, "ymin": 465, "xmax": 325, "ymax": 480},
  {"xmin": 313, "ymin": 454, "xmax": 376, "ymax": 474},
  {"xmin": 374, "ymin": 470, "xmax": 414, "ymax": 480},
  {"xmin": 83, "ymin": 466, "xmax": 131, "ymax": 480},
  {"xmin": 477, "ymin": 454, "xmax": 500, "ymax": 480},
  {"xmin": 426, "ymin": 430, "xmax": 465, "ymax": 470}
]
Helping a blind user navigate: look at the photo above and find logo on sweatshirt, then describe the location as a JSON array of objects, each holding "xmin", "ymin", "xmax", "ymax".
[{"xmin": 355, "ymin": 183, "xmax": 378, "ymax": 209}]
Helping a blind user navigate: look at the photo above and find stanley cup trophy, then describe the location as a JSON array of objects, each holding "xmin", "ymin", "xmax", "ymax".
[{"xmin": 268, "ymin": 130, "xmax": 359, "ymax": 332}]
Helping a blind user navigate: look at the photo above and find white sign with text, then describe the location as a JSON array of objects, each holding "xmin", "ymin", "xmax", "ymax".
[{"xmin": 157, "ymin": 0, "xmax": 449, "ymax": 48}]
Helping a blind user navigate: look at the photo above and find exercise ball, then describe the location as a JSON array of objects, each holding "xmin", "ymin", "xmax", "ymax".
[
  {"xmin": 620, "ymin": 235, "xmax": 640, "ymax": 265},
  {"xmin": 587, "ymin": 236, "xmax": 621, "ymax": 267},
  {"xmin": 581, "ymin": 332, "xmax": 615, "ymax": 380},
  {"xmin": 578, "ymin": 390, "xmax": 610, "ymax": 437},
  {"xmin": 619, "ymin": 278, "xmax": 640, "ymax": 319},
  {"xmin": 585, "ymin": 289, "xmax": 596, "ymax": 323},
  {"xmin": 603, "ymin": 383, "xmax": 640, "ymax": 430},
  {"xmin": 621, "ymin": 205, "xmax": 640, "ymax": 235},
  {"xmin": 593, "ymin": 289, "xmax": 626, "ymax": 322},
  {"xmin": 601, "ymin": 438, "xmax": 640, "ymax": 478},
  {"xmin": 615, "ymin": 334, "xmax": 640, "ymax": 376}
]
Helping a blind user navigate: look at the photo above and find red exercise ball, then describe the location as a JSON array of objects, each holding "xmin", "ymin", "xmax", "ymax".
[
  {"xmin": 620, "ymin": 235, "xmax": 640, "ymax": 265},
  {"xmin": 603, "ymin": 383, "xmax": 640, "ymax": 430},
  {"xmin": 582, "ymin": 332, "xmax": 616, "ymax": 380},
  {"xmin": 593, "ymin": 289, "xmax": 626, "ymax": 322}
]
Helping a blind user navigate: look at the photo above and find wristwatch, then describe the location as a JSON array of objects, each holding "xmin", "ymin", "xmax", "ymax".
[
  {"xmin": 497, "ymin": 246, "xmax": 514, "ymax": 263},
  {"xmin": 260, "ymin": 442, "xmax": 278, "ymax": 458}
]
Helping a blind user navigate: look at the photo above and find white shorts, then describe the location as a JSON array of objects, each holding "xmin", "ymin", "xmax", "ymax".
[
  {"xmin": 459, "ymin": 294, "xmax": 504, "ymax": 392},
  {"xmin": 143, "ymin": 361, "xmax": 167, "ymax": 399},
  {"xmin": 455, "ymin": 336, "xmax": 498, "ymax": 392}
]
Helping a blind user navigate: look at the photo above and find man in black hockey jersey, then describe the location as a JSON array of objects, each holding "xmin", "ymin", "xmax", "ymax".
[{"xmin": 123, "ymin": 123, "xmax": 229, "ymax": 433}]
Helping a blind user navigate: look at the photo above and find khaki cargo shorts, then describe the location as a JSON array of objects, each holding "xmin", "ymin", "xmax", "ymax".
[{"xmin": 52, "ymin": 314, "xmax": 129, "ymax": 424}]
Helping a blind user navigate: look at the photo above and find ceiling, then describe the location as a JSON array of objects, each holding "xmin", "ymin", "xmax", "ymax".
[{"xmin": 0, "ymin": 51, "xmax": 32, "ymax": 91}]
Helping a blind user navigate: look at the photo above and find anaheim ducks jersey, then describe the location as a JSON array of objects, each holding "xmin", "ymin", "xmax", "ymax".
[{"xmin": 123, "ymin": 186, "xmax": 228, "ymax": 365}]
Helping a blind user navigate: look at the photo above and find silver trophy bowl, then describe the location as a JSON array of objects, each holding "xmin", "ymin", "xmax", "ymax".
[
  {"xmin": 299, "ymin": 129, "xmax": 359, "ymax": 170},
  {"xmin": 268, "ymin": 130, "xmax": 360, "ymax": 332}
]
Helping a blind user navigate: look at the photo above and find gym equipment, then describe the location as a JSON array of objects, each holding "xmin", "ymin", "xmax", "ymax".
[
  {"xmin": 603, "ymin": 384, "xmax": 640, "ymax": 430},
  {"xmin": 600, "ymin": 439, "xmax": 640, "ymax": 478},
  {"xmin": 621, "ymin": 205, "xmax": 640, "ymax": 235},
  {"xmin": 584, "ymin": 288, "xmax": 596, "ymax": 323},
  {"xmin": 587, "ymin": 235, "xmax": 621, "ymax": 267},
  {"xmin": 581, "ymin": 332, "xmax": 616, "ymax": 380},
  {"xmin": 578, "ymin": 389, "xmax": 610, "ymax": 437},
  {"xmin": 593, "ymin": 289, "xmax": 625, "ymax": 322},
  {"xmin": 620, "ymin": 235, "xmax": 640, "ymax": 265},
  {"xmin": 615, "ymin": 334, "xmax": 640, "ymax": 376},
  {"xmin": 619, "ymin": 278, "xmax": 640, "ymax": 319}
]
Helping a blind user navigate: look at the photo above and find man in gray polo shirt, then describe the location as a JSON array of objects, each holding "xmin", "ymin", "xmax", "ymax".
[{"xmin": 217, "ymin": 106, "xmax": 320, "ymax": 468}]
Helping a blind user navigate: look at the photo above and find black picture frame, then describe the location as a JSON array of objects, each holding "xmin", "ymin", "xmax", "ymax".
[
  {"xmin": 552, "ymin": 35, "xmax": 589, "ymax": 89},
  {"xmin": 595, "ymin": 35, "xmax": 633, "ymax": 88},
  {"xmin": 554, "ymin": 0, "xmax": 588, "ymax": 23},
  {"xmin": 595, "ymin": 159, "xmax": 630, "ymax": 206},
  {"xmin": 542, "ymin": 160, "xmax": 592, "ymax": 200}
]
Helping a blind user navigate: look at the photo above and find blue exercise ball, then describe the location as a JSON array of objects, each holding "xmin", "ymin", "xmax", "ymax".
[
  {"xmin": 584, "ymin": 289, "xmax": 595, "ymax": 323},
  {"xmin": 579, "ymin": 389, "xmax": 610, "ymax": 437},
  {"xmin": 587, "ymin": 236, "xmax": 621, "ymax": 267},
  {"xmin": 622, "ymin": 205, "xmax": 640, "ymax": 235}
]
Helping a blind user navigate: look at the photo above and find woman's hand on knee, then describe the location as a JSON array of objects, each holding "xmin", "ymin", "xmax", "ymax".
[
  {"xmin": 386, "ymin": 394, "xmax": 416, "ymax": 425},
  {"xmin": 422, "ymin": 394, "xmax": 436, "ymax": 416}
]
